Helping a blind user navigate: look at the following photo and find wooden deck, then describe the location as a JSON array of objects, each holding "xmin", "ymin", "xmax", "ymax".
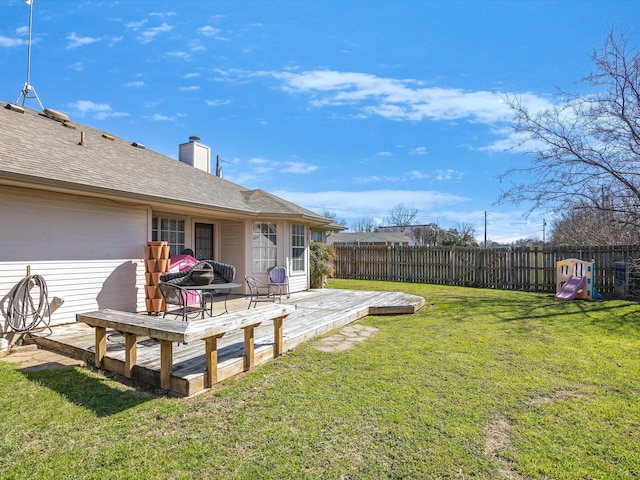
[{"xmin": 28, "ymin": 289, "xmax": 425, "ymax": 396}]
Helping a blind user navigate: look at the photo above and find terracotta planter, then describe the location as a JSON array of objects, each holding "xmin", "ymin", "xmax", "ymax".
[
  {"xmin": 161, "ymin": 245, "xmax": 170, "ymax": 259},
  {"xmin": 149, "ymin": 245, "xmax": 163, "ymax": 259},
  {"xmin": 145, "ymin": 285, "xmax": 158, "ymax": 299},
  {"xmin": 146, "ymin": 272, "xmax": 162, "ymax": 285},
  {"xmin": 156, "ymin": 258, "xmax": 169, "ymax": 272},
  {"xmin": 144, "ymin": 259, "xmax": 157, "ymax": 273},
  {"xmin": 146, "ymin": 298, "xmax": 165, "ymax": 313}
]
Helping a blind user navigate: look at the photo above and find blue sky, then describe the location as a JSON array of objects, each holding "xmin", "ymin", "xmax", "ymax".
[{"xmin": 2, "ymin": 1, "xmax": 639, "ymax": 243}]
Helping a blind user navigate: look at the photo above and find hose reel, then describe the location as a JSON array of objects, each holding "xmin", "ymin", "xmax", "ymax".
[{"xmin": 7, "ymin": 272, "xmax": 51, "ymax": 333}]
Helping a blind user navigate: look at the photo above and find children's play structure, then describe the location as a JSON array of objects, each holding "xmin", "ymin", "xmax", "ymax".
[{"xmin": 555, "ymin": 258, "xmax": 602, "ymax": 301}]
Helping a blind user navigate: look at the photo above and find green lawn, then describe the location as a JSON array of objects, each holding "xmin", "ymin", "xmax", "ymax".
[{"xmin": 1, "ymin": 279, "xmax": 639, "ymax": 479}]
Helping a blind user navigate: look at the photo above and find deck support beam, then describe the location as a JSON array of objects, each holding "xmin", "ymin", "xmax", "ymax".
[
  {"xmin": 273, "ymin": 315, "xmax": 285, "ymax": 356},
  {"xmin": 204, "ymin": 333, "xmax": 225, "ymax": 388},
  {"xmin": 159, "ymin": 340, "xmax": 173, "ymax": 390},
  {"xmin": 242, "ymin": 322, "xmax": 261, "ymax": 371},
  {"xmin": 94, "ymin": 326, "xmax": 106, "ymax": 368},
  {"xmin": 124, "ymin": 333, "xmax": 137, "ymax": 378}
]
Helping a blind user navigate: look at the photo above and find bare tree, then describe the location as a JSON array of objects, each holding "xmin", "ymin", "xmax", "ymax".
[
  {"xmin": 320, "ymin": 208, "xmax": 347, "ymax": 227},
  {"xmin": 499, "ymin": 30, "xmax": 640, "ymax": 232},
  {"xmin": 438, "ymin": 223, "xmax": 478, "ymax": 247},
  {"xmin": 351, "ymin": 216, "xmax": 377, "ymax": 232},
  {"xmin": 456, "ymin": 222, "xmax": 478, "ymax": 246},
  {"xmin": 384, "ymin": 203, "xmax": 418, "ymax": 231},
  {"xmin": 410, "ymin": 224, "xmax": 439, "ymax": 246},
  {"xmin": 550, "ymin": 203, "xmax": 639, "ymax": 245}
]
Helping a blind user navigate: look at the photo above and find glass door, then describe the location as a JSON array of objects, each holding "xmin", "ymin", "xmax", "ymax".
[{"xmin": 194, "ymin": 223, "xmax": 214, "ymax": 260}]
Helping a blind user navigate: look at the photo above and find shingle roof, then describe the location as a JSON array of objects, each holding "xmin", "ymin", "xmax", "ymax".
[
  {"xmin": 0, "ymin": 102, "xmax": 338, "ymax": 227},
  {"xmin": 326, "ymin": 232, "xmax": 412, "ymax": 245}
]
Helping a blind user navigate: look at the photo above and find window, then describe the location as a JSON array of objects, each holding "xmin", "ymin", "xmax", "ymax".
[
  {"xmin": 252, "ymin": 222, "xmax": 277, "ymax": 273},
  {"xmin": 152, "ymin": 216, "xmax": 185, "ymax": 256},
  {"xmin": 291, "ymin": 224, "xmax": 306, "ymax": 272},
  {"xmin": 311, "ymin": 230, "xmax": 324, "ymax": 242}
]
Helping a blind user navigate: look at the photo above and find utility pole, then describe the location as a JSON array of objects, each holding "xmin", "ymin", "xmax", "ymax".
[
  {"xmin": 484, "ymin": 210, "xmax": 487, "ymax": 247},
  {"xmin": 215, "ymin": 155, "xmax": 225, "ymax": 178}
]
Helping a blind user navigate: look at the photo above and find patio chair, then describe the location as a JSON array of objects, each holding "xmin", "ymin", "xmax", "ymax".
[
  {"xmin": 267, "ymin": 266, "xmax": 290, "ymax": 299},
  {"xmin": 158, "ymin": 282, "xmax": 207, "ymax": 320},
  {"xmin": 244, "ymin": 275, "xmax": 279, "ymax": 309}
]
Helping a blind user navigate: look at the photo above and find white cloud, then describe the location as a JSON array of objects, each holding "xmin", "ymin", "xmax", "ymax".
[
  {"xmin": 267, "ymin": 70, "xmax": 515, "ymax": 123},
  {"xmin": 407, "ymin": 170, "xmax": 429, "ymax": 180},
  {"xmin": 150, "ymin": 12, "xmax": 177, "ymax": 19},
  {"xmin": 143, "ymin": 112, "xmax": 186, "ymax": 122},
  {"xmin": 199, "ymin": 25, "xmax": 226, "ymax": 40},
  {"xmin": 409, "ymin": 146, "xmax": 428, "ymax": 155},
  {"xmin": 205, "ymin": 99, "xmax": 231, "ymax": 107},
  {"xmin": 123, "ymin": 81, "xmax": 145, "ymax": 88},
  {"xmin": 66, "ymin": 32, "xmax": 101, "ymax": 49},
  {"xmin": 179, "ymin": 86, "xmax": 200, "ymax": 91},
  {"xmin": 249, "ymin": 157, "xmax": 270, "ymax": 165},
  {"xmin": 125, "ymin": 19, "xmax": 148, "ymax": 30},
  {"xmin": 67, "ymin": 100, "xmax": 128, "ymax": 120},
  {"xmin": 149, "ymin": 114, "xmax": 173, "ymax": 121},
  {"xmin": 167, "ymin": 51, "xmax": 190, "ymax": 60},
  {"xmin": 138, "ymin": 23, "xmax": 172, "ymax": 43},
  {"xmin": 272, "ymin": 189, "xmax": 467, "ymax": 222},
  {"xmin": 354, "ymin": 169, "xmax": 432, "ymax": 184},
  {"xmin": 269, "ymin": 189, "xmax": 543, "ymax": 242},
  {"xmin": 68, "ymin": 62, "xmax": 85, "ymax": 72},
  {"xmin": 281, "ymin": 162, "xmax": 318, "ymax": 174},
  {"xmin": 434, "ymin": 169, "xmax": 463, "ymax": 181},
  {"xmin": 0, "ymin": 35, "xmax": 27, "ymax": 47}
]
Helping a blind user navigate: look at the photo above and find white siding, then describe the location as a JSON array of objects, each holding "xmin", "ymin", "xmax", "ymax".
[
  {"xmin": 219, "ymin": 219, "xmax": 245, "ymax": 284},
  {"xmin": 0, "ymin": 188, "xmax": 148, "ymax": 333}
]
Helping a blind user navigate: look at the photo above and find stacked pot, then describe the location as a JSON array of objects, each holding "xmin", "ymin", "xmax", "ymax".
[{"xmin": 144, "ymin": 241, "xmax": 170, "ymax": 314}]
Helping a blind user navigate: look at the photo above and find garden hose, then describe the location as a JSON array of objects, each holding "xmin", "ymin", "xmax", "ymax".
[{"xmin": 7, "ymin": 275, "xmax": 51, "ymax": 332}]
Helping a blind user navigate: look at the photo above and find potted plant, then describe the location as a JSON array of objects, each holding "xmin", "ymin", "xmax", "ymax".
[{"xmin": 309, "ymin": 241, "xmax": 335, "ymax": 288}]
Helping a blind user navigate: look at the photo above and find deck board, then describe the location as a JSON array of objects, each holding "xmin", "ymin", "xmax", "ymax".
[{"xmin": 29, "ymin": 289, "xmax": 425, "ymax": 395}]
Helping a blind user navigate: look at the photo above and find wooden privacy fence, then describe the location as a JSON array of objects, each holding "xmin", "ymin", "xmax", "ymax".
[{"xmin": 334, "ymin": 245, "xmax": 640, "ymax": 295}]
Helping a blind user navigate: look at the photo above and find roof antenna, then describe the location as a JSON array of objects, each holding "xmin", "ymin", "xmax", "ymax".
[{"xmin": 15, "ymin": 0, "xmax": 44, "ymax": 111}]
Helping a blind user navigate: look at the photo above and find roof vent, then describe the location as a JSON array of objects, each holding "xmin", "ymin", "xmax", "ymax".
[
  {"xmin": 43, "ymin": 108, "xmax": 70, "ymax": 123},
  {"xmin": 102, "ymin": 133, "xmax": 115, "ymax": 141},
  {"xmin": 132, "ymin": 142, "xmax": 146, "ymax": 149},
  {"xmin": 5, "ymin": 103, "xmax": 25, "ymax": 114},
  {"xmin": 189, "ymin": 136, "xmax": 200, "ymax": 142}
]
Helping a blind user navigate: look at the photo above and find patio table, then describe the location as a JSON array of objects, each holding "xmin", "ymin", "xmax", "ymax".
[{"xmin": 181, "ymin": 282, "xmax": 242, "ymax": 317}]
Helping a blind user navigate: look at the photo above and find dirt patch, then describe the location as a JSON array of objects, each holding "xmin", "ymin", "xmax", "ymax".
[
  {"xmin": 483, "ymin": 413, "xmax": 524, "ymax": 480},
  {"xmin": 0, "ymin": 344, "xmax": 85, "ymax": 372},
  {"xmin": 527, "ymin": 389, "xmax": 579, "ymax": 405},
  {"xmin": 484, "ymin": 413, "xmax": 512, "ymax": 454},
  {"xmin": 313, "ymin": 324, "xmax": 378, "ymax": 352}
]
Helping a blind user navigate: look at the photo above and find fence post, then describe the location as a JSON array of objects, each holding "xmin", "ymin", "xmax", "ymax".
[
  {"xmin": 352, "ymin": 246, "xmax": 357, "ymax": 279},
  {"xmin": 449, "ymin": 247, "xmax": 455, "ymax": 285}
]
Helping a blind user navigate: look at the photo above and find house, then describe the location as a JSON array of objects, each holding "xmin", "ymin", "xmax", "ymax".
[
  {"xmin": 326, "ymin": 231, "xmax": 412, "ymax": 247},
  {"xmin": 0, "ymin": 102, "xmax": 342, "ymax": 334}
]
